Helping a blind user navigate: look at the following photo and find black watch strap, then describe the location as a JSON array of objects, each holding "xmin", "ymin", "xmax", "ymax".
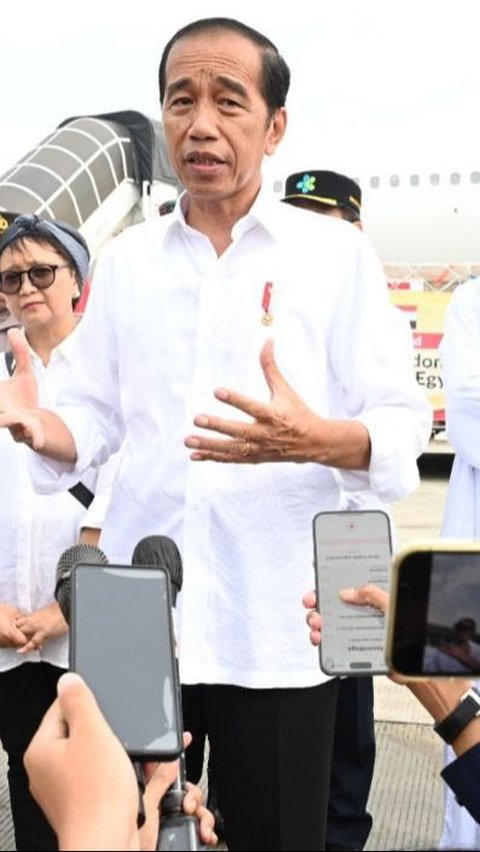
[{"xmin": 434, "ymin": 688, "xmax": 480, "ymax": 745}]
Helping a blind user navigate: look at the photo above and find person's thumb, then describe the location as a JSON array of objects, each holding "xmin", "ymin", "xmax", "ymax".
[
  {"xmin": 56, "ymin": 672, "xmax": 109, "ymax": 738},
  {"xmin": 339, "ymin": 584, "xmax": 388, "ymax": 614},
  {"xmin": 260, "ymin": 339, "xmax": 290, "ymax": 397},
  {"xmin": 7, "ymin": 327, "xmax": 33, "ymax": 375}
]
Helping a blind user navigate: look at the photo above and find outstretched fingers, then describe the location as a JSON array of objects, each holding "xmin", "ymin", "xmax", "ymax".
[
  {"xmin": 186, "ymin": 439, "xmax": 259, "ymax": 463},
  {"xmin": 213, "ymin": 386, "xmax": 271, "ymax": 421}
]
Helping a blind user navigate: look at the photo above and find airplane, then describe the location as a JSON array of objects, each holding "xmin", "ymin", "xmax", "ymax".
[{"xmin": 358, "ymin": 168, "xmax": 480, "ymax": 266}]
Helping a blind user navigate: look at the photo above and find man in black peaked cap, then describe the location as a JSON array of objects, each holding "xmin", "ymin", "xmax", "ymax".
[{"xmin": 283, "ymin": 169, "xmax": 376, "ymax": 852}]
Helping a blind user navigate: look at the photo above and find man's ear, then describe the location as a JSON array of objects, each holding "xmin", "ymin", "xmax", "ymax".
[{"xmin": 265, "ymin": 107, "xmax": 287, "ymax": 157}]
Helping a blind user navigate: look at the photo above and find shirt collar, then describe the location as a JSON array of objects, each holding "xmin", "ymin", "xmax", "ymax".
[
  {"xmin": 174, "ymin": 184, "xmax": 283, "ymax": 245},
  {"xmin": 28, "ymin": 319, "xmax": 82, "ymax": 368}
]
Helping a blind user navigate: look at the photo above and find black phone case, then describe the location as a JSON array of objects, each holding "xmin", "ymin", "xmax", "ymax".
[{"xmin": 70, "ymin": 562, "xmax": 183, "ymax": 760}]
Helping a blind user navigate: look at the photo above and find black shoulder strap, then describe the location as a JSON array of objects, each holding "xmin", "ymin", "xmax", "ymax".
[
  {"xmin": 69, "ymin": 481, "xmax": 95, "ymax": 509},
  {"xmin": 4, "ymin": 352, "xmax": 95, "ymax": 510},
  {"xmin": 5, "ymin": 351, "xmax": 14, "ymax": 376}
]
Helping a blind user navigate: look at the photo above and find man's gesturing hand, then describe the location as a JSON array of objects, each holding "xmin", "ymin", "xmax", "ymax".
[
  {"xmin": 185, "ymin": 340, "xmax": 370, "ymax": 469},
  {"xmin": 0, "ymin": 328, "xmax": 44, "ymax": 449}
]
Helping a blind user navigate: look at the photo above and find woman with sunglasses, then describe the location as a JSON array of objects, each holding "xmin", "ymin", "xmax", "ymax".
[{"xmin": 0, "ymin": 215, "xmax": 116, "ymax": 851}]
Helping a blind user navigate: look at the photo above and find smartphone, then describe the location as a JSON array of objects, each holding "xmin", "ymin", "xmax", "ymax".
[
  {"xmin": 70, "ymin": 563, "xmax": 183, "ymax": 760},
  {"xmin": 386, "ymin": 540, "xmax": 480, "ymax": 678},
  {"xmin": 313, "ymin": 510, "xmax": 392, "ymax": 676}
]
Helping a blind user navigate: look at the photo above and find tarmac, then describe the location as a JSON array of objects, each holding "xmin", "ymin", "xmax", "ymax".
[{"xmin": 0, "ymin": 447, "xmax": 453, "ymax": 851}]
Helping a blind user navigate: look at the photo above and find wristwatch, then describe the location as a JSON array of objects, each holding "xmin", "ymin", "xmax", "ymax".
[{"xmin": 434, "ymin": 687, "xmax": 480, "ymax": 744}]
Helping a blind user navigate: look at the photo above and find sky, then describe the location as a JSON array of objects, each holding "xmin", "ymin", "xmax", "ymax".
[
  {"xmin": 428, "ymin": 556, "xmax": 480, "ymax": 630},
  {"xmin": 1, "ymin": 0, "xmax": 479, "ymax": 183}
]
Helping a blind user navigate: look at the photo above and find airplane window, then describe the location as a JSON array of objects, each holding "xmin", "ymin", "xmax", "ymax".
[
  {"xmin": 370, "ymin": 176, "xmax": 380, "ymax": 188},
  {"xmin": 410, "ymin": 174, "xmax": 420, "ymax": 186},
  {"xmin": 450, "ymin": 172, "xmax": 460, "ymax": 185},
  {"xmin": 471, "ymin": 171, "xmax": 480, "ymax": 183},
  {"xmin": 390, "ymin": 175, "xmax": 400, "ymax": 187},
  {"xmin": 430, "ymin": 173, "xmax": 440, "ymax": 185}
]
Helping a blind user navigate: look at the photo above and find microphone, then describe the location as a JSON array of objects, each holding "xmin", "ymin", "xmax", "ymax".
[
  {"xmin": 131, "ymin": 536, "xmax": 205, "ymax": 850},
  {"xmin": 54, "ymin": 543, "xmax": 109, "ymax": 623},
  {"xmin": 131, "ymin": 535, "xmax": 183, "ymax": 605}
]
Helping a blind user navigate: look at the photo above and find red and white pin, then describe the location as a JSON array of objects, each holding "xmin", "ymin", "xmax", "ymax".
[{"xmin": 261, "ymin": 281, "xmax": 274, "ymax": 326}]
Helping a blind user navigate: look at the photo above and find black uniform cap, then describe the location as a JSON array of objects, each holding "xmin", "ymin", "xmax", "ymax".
[
  {"xmin": 0, "ymin": 212, "xmax": 18, "ymax": 235},
  {"xmin": 282, "ymin": 170, "xmax": 361, "ymax": 217}
]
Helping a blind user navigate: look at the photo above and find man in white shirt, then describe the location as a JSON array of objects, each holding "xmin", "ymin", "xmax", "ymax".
[
  {"xmin": 0, "ymin": 17, "xmax": 431, "ymax": 851},
  {"xmin": 438, "ymin": 284, "xmax": 480, "ymax": 849}
]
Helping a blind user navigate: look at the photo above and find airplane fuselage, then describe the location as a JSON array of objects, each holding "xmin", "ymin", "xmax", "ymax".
[{"xmin": 359, "ymin": 169, "xmax": 480, "ymax": 264}]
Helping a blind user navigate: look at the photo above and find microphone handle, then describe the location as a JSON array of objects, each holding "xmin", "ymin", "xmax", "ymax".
[
  {"xmin": 157, "ymin": 785, "xmax": 207, "ymax": 851},
  {"xmin": 157, "ymin": 635, "xmax": 207, "ymax": 849}
]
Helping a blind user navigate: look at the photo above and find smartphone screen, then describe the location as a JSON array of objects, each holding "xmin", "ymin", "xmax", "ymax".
[
  {"xmin": 70, "ymin": 564, "xmax": 183, "ymax": 760},
  {"xmin": 388, "ymin": 548, "xmax": 480, "ymax": 677},
  {"xmin": 313, "ymin": 510, "xmax": 392, "ymax": 676}
]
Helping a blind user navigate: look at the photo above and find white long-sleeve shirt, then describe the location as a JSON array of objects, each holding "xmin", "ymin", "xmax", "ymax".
[
  {"xmin": 0, "ymin": 327, "xmax": 119, "ymax": 672},
  {"xmin": 441, "ymin": 277, "xmax": 480, "ymax": 536},
  {"xmin": 436, "ymin": 279, "xmax": 480, "ymax": 852},
  {"xmin": 28, "ymin": 189, "xmax": 432, "ymax": 688}
]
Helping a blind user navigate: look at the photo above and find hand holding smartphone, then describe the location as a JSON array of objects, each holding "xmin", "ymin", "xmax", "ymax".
[
  {"xmin": 387, "ymin": 540, "xmax": 480, "ymax": 678},
  {"xmin": 313, "ymin": 510, "xmax": 392, "ymax": 676}
]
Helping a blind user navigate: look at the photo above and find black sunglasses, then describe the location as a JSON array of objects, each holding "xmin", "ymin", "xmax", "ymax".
[{"xmin": 0, "ymin": 263, "xmax": 71, "ymax": 295}]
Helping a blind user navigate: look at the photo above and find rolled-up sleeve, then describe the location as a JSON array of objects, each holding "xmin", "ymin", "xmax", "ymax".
[
  {"xmin": 80, "ymin": 450, "xmax": 121, "ymax": 529},
  {"xmin": 329, "ymin": 235, "xmax": 432, "ymax": 501},
  {"xmin": 27, "ymin": 243, "xmax": 125, "ymax": 493}
]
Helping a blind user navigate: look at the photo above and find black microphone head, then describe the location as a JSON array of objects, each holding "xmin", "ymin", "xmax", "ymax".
[
  {"xmin": 131, "ymin": 535, "xmax": 183, "ymax": 604},
  {"xmin": 55, "ymin": 543, "xmax": 109, "ymax": 623}
]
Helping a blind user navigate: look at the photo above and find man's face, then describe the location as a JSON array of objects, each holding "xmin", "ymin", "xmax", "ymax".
[
  {"xmin": 454, "ymin": 624, "xmax": 476, "ymax": 643},
  {"xmin": 162, "ymin": 29, "xmax": 286, "ymax": 211}
]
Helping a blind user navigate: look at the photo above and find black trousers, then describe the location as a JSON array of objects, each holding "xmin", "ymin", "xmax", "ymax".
[
  {"xmin": 326, "ymin": 676, "xmax": 375, "ymax": 851},
  {"xmin": 182, "ymin": 680, "xmax": 339, "ymax": 851},
  {"xmin": 0, "ymin": 662, "xmax": 63, "ymax": 851}
]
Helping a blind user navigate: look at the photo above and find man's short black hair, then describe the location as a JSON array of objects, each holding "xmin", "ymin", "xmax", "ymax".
[
  {"xmin": 454, "ymin": 617, "xmax": 477, "ymax": 633},
  {"xmin": 158, "ymin": 17, "xmax": 290, "ymax": 119}
]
